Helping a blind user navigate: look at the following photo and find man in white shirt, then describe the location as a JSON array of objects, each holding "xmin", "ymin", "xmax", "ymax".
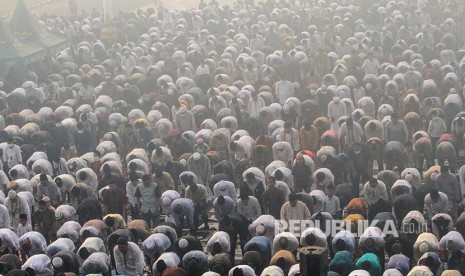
[
  {"xmin": 113, "ymin": 237, "xmax": 145, "ymax": 276},
  {"xmin": 206, "ymin": 231, "xmax": 231, "ymax": 255},
  {"xmin": 19, "ymin": 231, "xmax": 47, "ymax": 259},
  {"xmin": 82, "ymin": 252, "xmax": 111, "ymax": 275},
  {"xmin": 322, "ymin": 184, "xmax": 341, "ymax": 218},
  {"xmin": 328, "ymin": 97, "xmax": 346, "ymax": 132},
  {"xmin": 275, "ymin": 75, "xmax": 294, "ymax": 105},
  {"xmin": 213, "ymin": 195, "xmax": 235, "ymax": 221},
  {"xmin": 424, "ymin": 189, "xmax": 449, "ymax": 220},
  {"xmin": 338, "ymin": 118, "xmax": 364, "ymax": 150},
  {"xmin": 280, "ymin": 193, "xmax": 311, "ymax": 223},
  {"xmin": 237, "ymin": 193, "xmax": 261, "ymax": 223},
  {"xmin": 175, "ymin": 106, "xmax": 197, "ymax": 132},
  {"xmin": 3, "ymin": 138, "xmax": 22, "ymax": 173},
  {"xmin": 120, "ymin": 51, "xmax": 137, "ymax": 76},
  {"xmin": 361, "ymin": 52, "xmax": 380, "ymax": 76},
  {"xmin": 5, "ymin": 190, "xmax": 31, "ymax": 228},
  {"xmin": 277, "ymin": 121, "xmax": 300, "ymax": 152},
  {"xmin": 428, "ymin": 110, "xmax": 447, "ymax": 157},
  {"xmin": 0, "ymin": 204, "xmax": 10, "ymax": 229},
  {"xmin": 213, "ymin": 180, "xmax": 237, "ymax": 205},
  {"xmin": 272, "ymin": 141, "xmax": 294, "ymax": 168},
  {"xmin": 126, "ymin": 172, "xmax": 141, "ymax": 220},
  {"xmin": 247, "ymin": 92, "xmax": 266, "ymax": 118},
  {"xmin": 230, "ymin": 139, "xmax": 252, "ymax": 161},
  {"xmin": 244, "ymin": 63, "xmax": 259, "ymax": 85},
  {"xmin": 362, "ymin": 178, "xmax": 389, "ymax": 205},
  {"xmin": 195, "ymin": 60, "xmax": 210, "ymax": 76},
  {"xmin": 142, "ymin": 233, "xmax": 171, "ymax": 263},
  {"xmin": 135, "ymin": 174, "xmax": 160, "ymax": 228},
  {"xmin": 78, "ymin": 77, "xmax": 96, "ymax": 103}
]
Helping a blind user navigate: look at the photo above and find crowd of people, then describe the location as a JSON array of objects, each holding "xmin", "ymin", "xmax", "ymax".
[{"xmin": 0, "ymin": 0, "xmax": 465, "ymax": 275}]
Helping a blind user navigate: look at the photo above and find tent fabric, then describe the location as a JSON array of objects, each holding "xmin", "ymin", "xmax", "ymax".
[
  {"xmin": 8, "ymin": 0, "xmax": 68, "ymax": 54},
  {"xmin": 0, "ymin": 18, "xmax": 46, "ymax": 67}
]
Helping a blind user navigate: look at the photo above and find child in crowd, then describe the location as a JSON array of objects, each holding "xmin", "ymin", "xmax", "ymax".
[
  {"xmin": 17, "ymin": 213, "xmax": 32, "ymax": 237},
  {"xmin": 322, "ymin": 184, "xmax": 341, "ymax": 219}
]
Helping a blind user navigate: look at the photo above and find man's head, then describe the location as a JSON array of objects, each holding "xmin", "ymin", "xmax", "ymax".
[
  {"xmin": 212, "ymin": 242, "xmax": 223, "ymax": 255},
  {"xmin": 104, "ymin": 216, "xmax": 115, "ymax": 228},
  {"xmin": 53, "ymin": 155, "xmax": 61, "ymax": 163},
  {"xmin": 391, "ymin": 112, "xmax": 399, "ymax": 123},
  {"xmin": 325, "ymin": 184, "xmax": 335, "ymax": 197},
  {"xmin": 217, "ymin": 195, "xmax": 225, "ymax": 206},
  {"xmin": 117, "ymin": 237, "xmax": 129, "ymax": 254},
  {"xmin": 229, "ymin": 141, "xmax": 237, "ymax": 151},
  {"xmin": 367, "ymin": 52, "xmax": 374, "ymax": 60},
  {"xmin": 19, "ymin": 213, "xmax": 27, "ymax": 225},
  {"xmin": 7, "ymin": 137, "xmax": 14, "ymax": 148},
  {"xmin": 295, "ymin": 153, "xmax": 305, "ymax": 164},
  {"xmin": 38, "ymin": 200, "xmax": 47, "ymax": 212},
  {"xmin": 8, "ymin": 190, "xmax": 17, "ymax": 201},
  {"xmin": 76, "ymin": 122, "xmax": 84, "ymax": 132},
  {"xmin": 346, "ymin": 117, "xmax": 353, "ymax": 127},
  {"xmin": 40, "ymin": 174, "xmax": 48, "ymax": 185},
  {"xmin": 10, "ymin": 170, "xmax": 17, "ymax": 179},
  {"xmin": 71, "ymin": 185, "xmax": 80, "ymax": 197},
  {"xmin": 289, "ymin": 193, "xmax": 298, "ymax": 207},
  {"xmin": 369, "ymin": 178, "xmax": 378, "ymax": 188},
  {"xmin": 129, "ymin": 172, "xmax": 139, "ymax": 183},
  {"xmin": 180, "ymin": 174, "xmax": 191, "ymax": 185},
  {"xmin": 284, "ymin": 121, "xmax": 292, "ymax": 133},
  {"xmin": 316, "ymin": 172, "xmax": 325, "ymax": 182},
  {"xmin": 441, "ymin": 165, "xmax": 449, "ymax": 174},
  {"xmin": 189, "ymin": 180, "xmax": 197, "ymax": 191},
  {"xmin": 304, "ymin": 120, "xmax": 312, "ymax": 131},
  {"xmin": 246, "ymin": 172, "xmax": 255, "ymax": 183},
  {"xmin": 266, "ymin": 177, "xmax": 276, "ymax": 189},
  {"xmin": 21, "ymin": 238, "xmax": 32, "ymax": 253},
  {"xmin": 430, "ymin": 189, "xmax": 440, "ymax": 202},
  {"xmin": 240, "ymin": 190, "xmax": 250, "ymax": 203},
  {"xmin": 173, "ymin": 204, "xmax": 183, "ymax": 215},
  {"xmin": 155, "ymin": 147, "xmax": 164, "ymax": 158},
  {"xmin": 274, "ymin": 169, "xmax": 283, "ymax": 181},
  {"xmin": 102, "ymin": 164, "xmax": 111, "ymax": 175},
  {"xmin": 155, "ymin": 168, "xmax": 164, "ymax": 178},
  {"xmin": 142, "ymin": 174, "xmax": 151, "ymax": 186}
]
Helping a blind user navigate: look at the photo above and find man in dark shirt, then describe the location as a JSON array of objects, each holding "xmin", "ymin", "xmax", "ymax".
[
  {"xmin": 102, "ymin": 183, "xmax": 128, "ymax": 217},
  {"xmin": 33, "ymin": 200, "xmax": 56, "ymax": 243},
  {"xmin": 292, "ymin": 153, "xmax": 312, "ymax": 193},
  {"xmin": 74, "ymin": 122, "xmax": 92, "ymax": 155},
  {"xmin": 261, "ymin": 177, "xmax": 285, "ymax": 219},
  {"xmin": 50, "ymin": 119, "xmax": 69, "ymax": 154},
  {"xmin": 241, "ymin": 172, "xmax": 265, "ymax": 205},
  {"xmin": 99, "ymin": 164, "xmax": 126, "ymax": 189},
  {"xmin": 219, "ymin": 214, "xmax": 250, "ymax": 263}
]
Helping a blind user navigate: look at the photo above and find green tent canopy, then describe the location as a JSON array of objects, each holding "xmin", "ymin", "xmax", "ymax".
[
  {"xmin": 9, "ymin": 0, "xmax": 68, "ymax": 54},
  {"xmin": 0, "ymin": 17, "xmax": 46, "ymax": 67}
]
